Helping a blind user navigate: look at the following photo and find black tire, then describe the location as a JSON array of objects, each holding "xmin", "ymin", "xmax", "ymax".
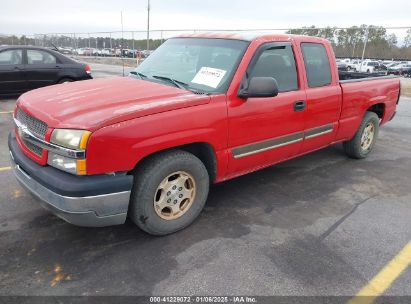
[
  {"xmin": 343, "ymin": 111, "xmax": 380, "ymax": 159},
  {"xmin": 57, "ymin": 78, "xmax": 74, "ymax": 84},
  {"xmin": 129, "ymin": 150, "xmax": 210, "ymax": 235}
]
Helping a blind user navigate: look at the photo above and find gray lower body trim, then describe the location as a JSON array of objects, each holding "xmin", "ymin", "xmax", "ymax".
[
  {"xmin": 305, "ymin": 124, "xmax": 334, "ymax": 139},
  {"xmin": 232, "ymin": 132, "xmax": 304, "ymax": 159},
  {"xmin": 11, "ymin": 155, "xmax": 130, "ymax": 227},
  {"xmin": 232, "ymin": 124, "xmax": 334, "ymax": 159}
]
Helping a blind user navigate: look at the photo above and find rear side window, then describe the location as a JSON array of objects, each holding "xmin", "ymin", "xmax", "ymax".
[
  {"xmin": 27, "ymin": 50, "xmax": 57, "ymax": 64},
  {"xmin": 250, "ymin": 45, "xmax": 298, "ymax": 92},
  {"xmin": 301, "ymin": 43, "xmax": 331, "ymax": 88},
  {"xmin": 0, "ymin": 49, "xmax": 22, "ymax": 65}
]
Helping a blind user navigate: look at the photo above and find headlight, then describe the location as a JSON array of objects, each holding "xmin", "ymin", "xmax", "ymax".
[
  {"xmin": 50, "ymin": 129, "xmax": 91, "ymax": 150},
  {"xmin": 47, "ymin": 152, "xmax": 87, "ymax": 175},
  {"xmin": 49, "ymin": 129, "xmax": 90, "ymax": 175}
]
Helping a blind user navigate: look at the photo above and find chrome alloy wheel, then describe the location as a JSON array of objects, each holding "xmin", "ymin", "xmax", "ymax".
[
  {"xmin": 361, "ymin": 122, "xmax": 375, "ymax": 151},
  {"xmin": 153, "ymin": 171, "xmax": 196, "ymax": 220}
]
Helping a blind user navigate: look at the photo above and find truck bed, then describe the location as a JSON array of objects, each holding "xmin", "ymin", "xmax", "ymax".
[{"xmin": 336, "ymin": 76, "xmax": 400, "ymax": 142}]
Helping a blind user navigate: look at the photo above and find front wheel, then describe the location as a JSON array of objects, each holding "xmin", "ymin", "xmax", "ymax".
[
  {"xmin": 129, "ymin": 150, "xmax": 210, "ymax": 235},
  {"xmin": 343, "ymin": 111, "xmax": 380, "ymax": 159}
]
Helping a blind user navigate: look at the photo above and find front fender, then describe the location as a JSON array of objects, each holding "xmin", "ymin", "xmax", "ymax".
[{"xmin": 85, "ymin": 96, "xmax": 228, "ymax": 175}]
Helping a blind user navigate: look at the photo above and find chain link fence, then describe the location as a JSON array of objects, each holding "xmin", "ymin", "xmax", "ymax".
[{"xmin": 1, "ymin": 26, "xmax": 411, "ymax": 60}]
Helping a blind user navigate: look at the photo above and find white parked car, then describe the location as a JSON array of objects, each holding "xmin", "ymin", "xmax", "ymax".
[
  {"xmin": 337, "ymin": 58, "xmax": 350, "ymax": 64},
  {"xmin": 358, "ymin": 60, "xmax": 380, "ymax": 73},
  {"xmin": 101, "ymin": 49, "xmax": 112, "ymax": 56},
  {"xmin": 347, "ymin": 59, "xmax": 362, "ymax": 71}
]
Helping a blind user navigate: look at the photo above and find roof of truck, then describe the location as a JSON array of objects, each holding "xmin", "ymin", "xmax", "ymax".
[{"xmin": 176, "ymin": 32, "xmax": 328, "ymax": 43}]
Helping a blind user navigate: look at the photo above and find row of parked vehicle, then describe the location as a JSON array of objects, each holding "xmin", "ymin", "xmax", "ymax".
[
  {"xmin": 59, "ymin": 47, "xmax": 152, "ymax": 58},
  {"xmin": 336, "ymin": 58, "xmax": 411, "ymax": 77}
]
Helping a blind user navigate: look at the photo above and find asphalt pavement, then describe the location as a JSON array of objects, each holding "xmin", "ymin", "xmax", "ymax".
[{"xmin": 0, "ymin": 66, "xmax": 410, "ymax": 298}]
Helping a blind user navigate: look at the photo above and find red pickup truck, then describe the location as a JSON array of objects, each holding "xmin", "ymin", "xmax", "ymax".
[{"xmin": 9, "ymin": 33, "xmax": 400, "ymax": 235}]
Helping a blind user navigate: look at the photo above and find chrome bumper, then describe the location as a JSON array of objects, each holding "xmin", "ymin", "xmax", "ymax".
[{"xmin": 10, "ymin": 152, "xmax": 131, "ymax": 227}]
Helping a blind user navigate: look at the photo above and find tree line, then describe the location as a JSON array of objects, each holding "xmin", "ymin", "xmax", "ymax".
[
  {"xmin": 2, "ymin": 25, "xmax": 411, "ymax": 59},
  {"xmin": 287, "ymin": 25, "xmax": 411, "ymax": 60}
]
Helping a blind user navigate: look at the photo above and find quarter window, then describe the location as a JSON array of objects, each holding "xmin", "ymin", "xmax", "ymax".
[
  {"xmin": 0, "ymin": 49, "xmax": 23, "ymax": 65},
  {"xmin": 301, "ymin": 43, "xmax": 332, "ymax": 88},
  {"xmin": 250, "ymin": 45, "xmax": 298, "ymax": 92},
  {"xmin": 27, "ymin": 50, "xmax": 57, "ymax": 64}
]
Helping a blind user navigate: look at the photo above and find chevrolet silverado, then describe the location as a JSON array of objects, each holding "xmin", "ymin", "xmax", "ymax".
[{"xmin": 9, "ymin": 33, "xmax": 400, "ymax": 235}]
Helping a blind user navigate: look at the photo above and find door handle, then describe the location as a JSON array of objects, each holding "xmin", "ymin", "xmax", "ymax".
[{"xmin": 294, "ymin": 100, "xmax": 306, "ymax": 112}]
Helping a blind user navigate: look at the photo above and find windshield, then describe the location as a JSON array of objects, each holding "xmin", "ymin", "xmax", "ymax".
[{"xmin": 133, "ymin": 38, "xmax": 249, "ymax": 94}]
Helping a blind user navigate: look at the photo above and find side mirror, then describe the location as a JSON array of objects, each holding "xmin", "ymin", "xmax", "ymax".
[{"xmin": 238, "ymin": 77, "xmax": 279, "ymax": 99}]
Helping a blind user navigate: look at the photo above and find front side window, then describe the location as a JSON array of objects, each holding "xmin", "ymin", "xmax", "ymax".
[
  {"xmin": 0, "ymin": 49, "xmax": 22, "ymax": 65},
  {"xmin": 250, "ymin": 45, "xmax": 298, "ymax": 92},
  {"xmin": 301, "ymin": 43, "xmax": 332, "ymax": 88},
  {"xmin": 27, "ymin": 50, "xmax": 57, "ymax": 64},
  {"xmin": 134, "ymin": 38, "xmax": 249, "ymax": 94}
]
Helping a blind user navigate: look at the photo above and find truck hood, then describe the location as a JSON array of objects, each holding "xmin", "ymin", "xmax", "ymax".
[{"xmin": 17, "ymin": 77, "xmax": 211, "ymax": 131}]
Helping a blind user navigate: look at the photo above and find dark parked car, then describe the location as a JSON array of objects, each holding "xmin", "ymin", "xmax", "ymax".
[
  {"xmin": 388, "ymin": 64, "xmax": 411, "ymax": 77},
  {"xmin": 0, "ymin": 46, "xmax": 92, "ymax": 96},
  {"xmin": 336, "ymin": 61, "xmax": 348, "ymax": 71}
]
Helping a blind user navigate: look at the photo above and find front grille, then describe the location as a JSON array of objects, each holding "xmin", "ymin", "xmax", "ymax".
[
  {"xmin": 16, "ymin": 108, "xmax": 48, "ymax": 139},
  {"xmin": 22, "ymin": 139, "xmax": 43, "ymax": 156},
  {"xmin": 16, "ymin": 108, "xmax": 48, "ymax": 157}
]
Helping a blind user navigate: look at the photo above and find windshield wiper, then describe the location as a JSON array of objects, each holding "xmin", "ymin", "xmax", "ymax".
[
  {"xmin": 129, "ymin": 71, "xmax": 148, "ymax": 79},
  {"xmin": 152, "ymin": 75, "xmax": 188, "ymax": 90},
  {"xmin": 151, "ymin": 75, "xmax": 209, "ymax": 95}
]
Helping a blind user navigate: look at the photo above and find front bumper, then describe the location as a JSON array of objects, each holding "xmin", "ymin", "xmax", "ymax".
[{"xmin": 9, "ymin": 133, "xmax": 133, "ymax": 227}]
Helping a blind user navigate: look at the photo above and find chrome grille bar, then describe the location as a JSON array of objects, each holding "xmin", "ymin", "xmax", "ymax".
[{"xmin": 14, "ymin": 118, "xmax": 86, "ymax": 159}]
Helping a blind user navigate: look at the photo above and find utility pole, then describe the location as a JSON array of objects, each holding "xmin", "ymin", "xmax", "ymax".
[
  {"xmin": 121, "ymin": 11, "xmax": 125, "ymax": 76},
  {"xmin": 352, "ymin": 41, "xmax": 356, "ymax": 58},
  {"xmin": 361, "ymin": 26, "xmax": 369, "ymax": 62},
  {"xmin": 147, "ymin": 0, "xmax": 150, "ymax": 52},
  {"xmin": 132, "ymin": 31, "xmax": 135, "ymax": 58}
]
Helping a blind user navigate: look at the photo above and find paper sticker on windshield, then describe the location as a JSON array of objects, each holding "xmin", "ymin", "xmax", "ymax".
[{"xmin": 191, "ymin": 67, "xmax": 227, "ymax": 88}]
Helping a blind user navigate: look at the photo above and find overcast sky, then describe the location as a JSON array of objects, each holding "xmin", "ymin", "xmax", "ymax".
[{"xmin": 1, "ymin": 0, "xmax": 411, "ymax": 36}]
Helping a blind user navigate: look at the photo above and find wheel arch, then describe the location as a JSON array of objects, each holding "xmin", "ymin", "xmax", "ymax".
[
  {"xmin": 130, "ymin": 142, "xmax": 218, "ymax": 183},
  {"xmin": 366, "ymin": 103, "xmax": 385, "ymax": 120},
  {"xmin": 56, "ymin": 76, "xmax": 75, "ymax": 84}
]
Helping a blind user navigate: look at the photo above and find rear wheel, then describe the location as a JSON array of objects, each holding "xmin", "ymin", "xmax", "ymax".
[
  {"xmin": 343, "ymin": 112, "xmax": 380, "ymax": 159},
  {"xmin": 129, "ymin": 150, "xmax": 209, "ymax": 235},
  {"xmin": 57, "ymin": 78, "xmax": 73, "ymax": 84}
]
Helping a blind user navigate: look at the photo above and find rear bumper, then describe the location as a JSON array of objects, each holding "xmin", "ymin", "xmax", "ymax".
[{"xmin": 9, "ymin": 133, "xmax": 133, "ymax": 227}]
